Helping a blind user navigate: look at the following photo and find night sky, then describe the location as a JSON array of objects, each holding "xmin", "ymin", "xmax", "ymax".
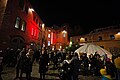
[{"xmin": 29, "ymin": 0, "xmax": 120, "ymax": 34}]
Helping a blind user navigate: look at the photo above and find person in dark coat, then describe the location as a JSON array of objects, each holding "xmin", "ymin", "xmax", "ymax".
[
  {"xmin": 39, "ymin": 48, "xmax": 49, "ymax": 80},
  {"xmin": 14, "ymin": 48, "xmax": 26, "ymax": 79},
  {"xmin": 20, "ymin": 48, "xmax": 33, "ymax": 80},
  {"xmin": 32, "ymin": 49, "xmax": 41, "ymax": 63},
  {"xmin": 81, "ymin": 53, "xmax": 89, "ymax": 76},
  {"xmin": 69, "ymin": 52, "xmax": 81, "ymax": 80},
  {"xmin": 105, "ymin": 58, "xmax": 116, "ymax": 78}
]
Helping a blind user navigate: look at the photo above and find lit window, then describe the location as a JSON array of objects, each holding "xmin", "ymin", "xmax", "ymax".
[
  {"xmin": 15, "ymin": 17, "xmax": 20, "ymax": 29},
  {"xmin": 39, "ymin": 23, "xmax": 42, "ymax": 28},
  {"xmin": 48, "ymin": 34, "xmax": 51, "ymax": 38},
  {"xmin": 21, "ymin": 21, "xmax": 26, "ymax": 31},
  {"xmin": 34, "ymin": 29, "xmax": 36, "ymax": 36},
  {"xmin": 48, "ymin": 41, "xmax": 50, "ymax": 46},
  {"xmin": 63, "ymin": 33, "xmax": 66, "ymax": 37},
  {"xmin": 31, "ymin": 28, "xmax": 34, "ymax": 35}
]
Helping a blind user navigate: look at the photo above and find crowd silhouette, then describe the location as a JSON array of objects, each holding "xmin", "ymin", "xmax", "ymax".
[{"xmin": 0, "ymin": 47, "xmax": 120, "ymax": 80}]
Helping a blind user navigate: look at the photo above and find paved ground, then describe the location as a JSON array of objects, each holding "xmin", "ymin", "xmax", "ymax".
[{"xmin": 1, "ymin": 62, "xmax": 101, "ymax": 80}]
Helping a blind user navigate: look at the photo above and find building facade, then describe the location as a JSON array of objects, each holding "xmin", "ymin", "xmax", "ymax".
[
  {"xmin": 71, "ymin": 25, "xmax": 120, "ymax": 55},
  {"xmin": 0, "ymin": 0, "xmax": 45, "ymax": 52},
  {"xmin": 0, "ymin": 0, "xmax": 69, "ymax": 55},
  {"xmin": 45, "ymin": 26, "xmax": 69, "ymax": 50}
]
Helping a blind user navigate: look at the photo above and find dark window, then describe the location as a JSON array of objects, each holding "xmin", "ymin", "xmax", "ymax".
[
  {"xmin": 19, "ymin": 0, "xmax": 24, "ymax": 10},
  {"xmin": 36, "ymin": 19, "xmax": 38, "ymax": 24},
  {"xmin": 33, "ymin": 15, "xmax": 36, "ymax": 22},
  {"xmin": 20, "ymin": 40, "xmax": 23, "ymax": 43},
  {"xmin": 25, "ymin": 5, "xmax": 28, "ymax": 14},
  {"xmin": 110, "ymin": 35, "xmax": 115, "ymax": 40},
  {"xmin": 85, "ymin": 38, "xmax": 87, "ymax": 41},
  {"xmin": 13, "ymin": 39, "xmax": 17, "ymax": 43},
  {"xmin": 98, "ymin": 36, "xmax": 102, "ymax": 41}
]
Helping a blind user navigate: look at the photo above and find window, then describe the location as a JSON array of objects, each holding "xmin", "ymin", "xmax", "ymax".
[
  {"xmin": 39, "ymin": 23, "xmax": 42, "ymax": 28},
  {"xmin": 110, "ymin": 35, "xmax": 115, "ymax": 40},
  {"xmin": 31, "ymin": 28, "xmax": 34, "ymax": 35},
  {"xmin": 15, "ymin": 17, "xmax": 20, "ymax": 29},
  {"xmin": 85, "ymin": 38, "xmax": 87, "ymax": 41},
  {"xmin": 36, "ymin": 19, "xmax": 38, "ymax": 24},
  {"xmin": 48, "ymin": 41, "xmax": 50, "ymax": 46},
  {"xmin": 34, "ymin": 29, "xmax": 37, "ymax": 36},
  {"xmin": 25, "ymin": 5, "xmax": 28, "ymax": 14},
  {"xmin": 63, "ymin": 33, "xmax": 66, "ymax": 37},
  {"xmin": 13, "ymin": 39, "xmax": 17, "ymax": 43},
  {"xmin": 98, "ymin": 36, "xmax": 102, "ymax": 41},
  {"xmin": 19, "ymin": 0, "xmax": 24, "ymax": 10},
  {"xmin": 33, "ymin": 15, "xmax": 36, "ymax": 22},
  {"xmin": 21, "ymin": 21, "xmax": 26, "ymax": 31},
  {"xmin": 48, "ymin": 34, "xmax": 51, "ymax": 38},
  {"xmin": 38, "ymin": 32, "xmax": 41, "ymax": 40},
  {"xmin": 20, "ymin": 40, "xmax": 23, "ymax": 43}
]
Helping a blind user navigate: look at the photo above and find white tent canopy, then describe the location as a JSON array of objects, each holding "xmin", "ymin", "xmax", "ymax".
[{"xmin": 75, "ymin": 43, "xmax": 112, "ymax": 59}]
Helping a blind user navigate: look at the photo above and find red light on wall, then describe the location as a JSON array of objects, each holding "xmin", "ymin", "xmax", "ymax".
[
  {"xmin": 34, "ymin": 29, "xmax": 36, "ymax": 36},
  {"xmin": 31, "ymin": 28, "xmax": 34, "ymax": 35},
  {"xmin": 51, "ymin": 32, "xmax": 53, "ymax": 44}
]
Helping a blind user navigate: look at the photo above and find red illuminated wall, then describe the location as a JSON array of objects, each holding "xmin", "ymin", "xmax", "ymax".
[{"xmin": 0, "ymin": 0, "xmax": 44, "ymax": 51}]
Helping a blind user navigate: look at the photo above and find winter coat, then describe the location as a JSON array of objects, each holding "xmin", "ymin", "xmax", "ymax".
[
  {"xmin": 21, "ymin": 57, "xmax": 32, "ymax": 73},
  {"xmin": 39, "ymin": 52, "xmax": 49, "ymax": 73}
]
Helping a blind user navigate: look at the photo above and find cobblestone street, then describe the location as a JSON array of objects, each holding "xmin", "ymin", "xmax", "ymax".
[{"xmin": 1, "ymin": 62, "xmax": 101, "ymax": 80}]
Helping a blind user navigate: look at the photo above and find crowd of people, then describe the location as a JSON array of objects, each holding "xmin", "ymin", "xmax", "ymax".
[{"xmin": 0, "ymin": 47, "xmax": 120, "ymax": 80}]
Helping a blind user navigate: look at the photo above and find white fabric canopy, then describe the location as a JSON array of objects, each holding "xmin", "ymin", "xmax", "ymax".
[{"xmin": 75, "ymin": 43, "xmax": 112, "ymax": 58}]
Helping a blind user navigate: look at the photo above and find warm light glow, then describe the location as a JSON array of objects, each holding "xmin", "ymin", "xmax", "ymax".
[
  {"xmin": 43, "ymin": 44, "xmax": 45, "ymax": 47},
  {"xmin": 52, "ymin": 46, "xmax": 55, "ymax": 50},
  {"xmin": 51, "ymin": 32, "xmax": 53, "ymax": 44},
  {"xmin": 60, "ymin": 46, "xmax": 62, "ymax": 49},
  {"xmin": 117, "ymin": 32, "xmax": 120, "ymax": 35},
  {"xmin": 80, "ymin": 37, "xmax": 84, "ymax": 40},
  {"xmin": 42, "ymin": 24, "xmax": 45, "ymax": 29},
  {"xmin": 62, "ymin": 30, "xmax": 67, "ymax": 34},
  {"xmin": 80, "ymin": 37, "xmax": 85, "ymax": 42},
  {"xmin": 29, "ymin": 8, "xmax": 34, "ymax": 12},
  {"xmin": 48, "ymin": 34, "xmax": 51, "ymax": 38},
  {"xmin": 48, "ymin": 30, "xmax": 51, "ymax": 32}
]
